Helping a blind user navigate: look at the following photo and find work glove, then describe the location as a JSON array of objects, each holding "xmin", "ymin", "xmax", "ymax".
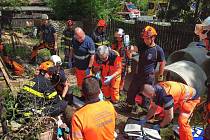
[
  {"xmin": 57, "ymin": 127, "xmax": 63, "ymax": 137},
  {"xmin": 152, "ymin": 124, "xmax": 160, "ymax": 131},
  {"xmin": 98, "ymin": 90, "xmax": 104, "ymax": 101},
  {"xmin": 157, "ymin": 75, "xmax": 164, "ymax": 82},
  {"xmin": 104, "ymin": 75, "xmax": 113, "ymax": 85},
  {"xmin": 95, "ymin": 72, "xmax": 101, "ymax": 79},
  {"xmin": 138, "ymin": 116, "xmax": 147, "ymax": 126},
  {"xmin": 85, "ymin": 67, "xmax": 91, "ymax": 76}
]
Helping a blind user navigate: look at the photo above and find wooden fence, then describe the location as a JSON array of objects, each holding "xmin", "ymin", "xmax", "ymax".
[
  {"xmin": 84, "ymin": 19, "xmax": 199, "ymax": 56},
  {"xmin": 10, "ymin": 17, "xmax": 199, "ymax": 56}
]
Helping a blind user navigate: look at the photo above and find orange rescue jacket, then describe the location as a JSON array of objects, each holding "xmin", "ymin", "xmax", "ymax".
[
  {"xmin": 159, "ymin": 81, "xmax": 198, "ymax": 110},
  {"xmin": 93, "ymin": 50, "xmax": 122, "ymax": 81},
  {"xmin": 71, "ymin": 101, "xmax": 117, "ymax": 140}
]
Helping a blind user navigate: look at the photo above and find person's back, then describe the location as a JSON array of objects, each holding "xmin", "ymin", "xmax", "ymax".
[
  {"xmin": 158, "ymin": 81, "xmax": 199, "ymax": 109},
  {"xmin": 72, "ymin": 100, "xmax": 116, "ymax": 140},
  {"xmin": 71, "ymin": 76, "xmax": 116, "ymax": 140}
]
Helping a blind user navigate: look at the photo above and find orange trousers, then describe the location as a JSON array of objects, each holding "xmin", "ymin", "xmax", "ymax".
[
  {"xmin": 154, "ymin": 98, "xmax": 200, "ymax": 140},
  {"xmin": 178, "ymin": 98, "xmax": 200, "ymax": 140},
  {"xmin": 75, "ymin": 68, "xmax": 92, "ymax": 89},
  {"xmin": 101, "ymin": 76, "xmax": 121, "ymax": 102},
  {"xmin": 75, "ymin": 68, "xmax": 86, "ymax": 89}
]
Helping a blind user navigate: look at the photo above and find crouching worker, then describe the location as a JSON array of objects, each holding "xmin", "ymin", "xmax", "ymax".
[
  {"xmin": 139, "ymin": 81, "xmax": 200, "ymax": 140},
  {"xmin": 92, "ymin": 45, "xmax": 122, "ymax": 103},
  {"xmin": 18, "ymin": 61, "xmax": 68, "ymax": 117},
  {"xmin": 48, "ymin": 55, "xmax": 73, "ymax": 104},
  {"xmin": 70, "ymin": 76, "xmax": 117, "ymax": 140}
]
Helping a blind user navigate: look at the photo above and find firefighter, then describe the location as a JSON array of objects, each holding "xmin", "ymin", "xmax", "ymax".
[
  {"xmin": 71, "ymin": 76, "xmax": 116, "ymax": 140},
  {"xmin": 48, "ymin": 55, "xmax": 73, "ymax": 104},
  {"xmin": 92, "ymin": 45, "xmax": 122, "ymax": 103},
  {"xmin": 139, "ymin": 81, "xmax": 200, "ymax": 140},
  {"xmin": 61, "ymin": 19, "xmax": 74, "ymax": 66},
  {"xmin": 30, "ymin": 14, "xmax": 58, "ymax": 63},
  {"xmin": 19, "ymin": 61, "xmax": 68, "ymax": 116},
  {"xmin": 72, "ymin": 27, "xmax": 95, "ymax": 89},
  {"xmin": 111, "ymin": 28, "xmax": 132, "ymax": 91},
  {"xmin": 91, "ymin": 19, "xmax": 109, "ymax": 48},
  {"xmin": 121, "ymin": 26, "xmax": 166, "ymax": 112},
  {"xmin": 194, "ymin": 16, "xmax": 210, "ymax": 56}
]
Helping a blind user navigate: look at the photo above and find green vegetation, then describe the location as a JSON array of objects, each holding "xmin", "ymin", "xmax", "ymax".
[{"xmin": 0, "ymin": 0, "xmax": 29, "ymax": 6}]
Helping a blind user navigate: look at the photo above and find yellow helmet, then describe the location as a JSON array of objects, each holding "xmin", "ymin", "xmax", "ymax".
[
  {"xmin": 141, "ymin": 26, "xmax": 157, "ymax": 38},
  {"xmin": 39, "ymin": 61, "xmax": 54, "ymax": 71}
]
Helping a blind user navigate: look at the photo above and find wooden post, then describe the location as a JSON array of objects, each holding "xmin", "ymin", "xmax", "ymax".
[{"xmin": 0, "ymin": 57, "xmax": 15, "ymax": 93}]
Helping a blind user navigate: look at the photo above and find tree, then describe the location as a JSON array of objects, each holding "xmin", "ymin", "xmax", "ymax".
[
  {"xmin": 0, "ymin": 0, "xmax": 29, "ymax": 6},
  {"xmin": 165, "ymin": 0, "xmax": 210, "ymax": 23},
  {"xmin": 46, "ymin": 0, "xmax": 123, "ymax": 20}
]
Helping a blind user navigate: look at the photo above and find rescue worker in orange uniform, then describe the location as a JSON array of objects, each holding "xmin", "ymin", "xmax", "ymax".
[
  {"xmin": 30, "ymin": 14, "xmax": 58, "ymax": 63},
  {"xmin": 72, "ymin": 27, "xmax": 95, "ymax": 89},
  {"xmin": 71, "ymin": 76, "xmax": 116, "ymax": 140},
  {"xmin": 111, "ymin": 28, "xmax": 132, "ymax": 91},
  {"xmin": 92, "ymin": 45, "xmax": 122, "ymax": 103},
  {"xmin": 139, "ymin": 81, "xmax": 200, "ymax": 140},
  {"xmin": 91, "ymin": 19, "xmax": 109, "ymax": 48},
  {"xmin": 194, "ymin": 16, "xmax": 210, "ymax": 139}
]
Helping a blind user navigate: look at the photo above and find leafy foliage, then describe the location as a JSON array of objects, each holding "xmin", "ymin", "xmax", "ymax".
[
  {"xmin": 0, "ymin": 0, "xmax": 29, "ymax": 6},
  {"xmin": 46, "ymin": 0, "xmax": 125, "ymax": 20}
]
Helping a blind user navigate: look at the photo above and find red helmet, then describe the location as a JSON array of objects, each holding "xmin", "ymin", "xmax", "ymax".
[
  {"xmin": 66, "ymin": 19, "xmax": 74, "ymax": 26},
  {"xmin": 97, "ymin": 19, "xmax": 107, "ymax": 27}
]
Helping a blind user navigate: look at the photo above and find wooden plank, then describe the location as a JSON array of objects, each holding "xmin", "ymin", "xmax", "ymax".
[{"xmin": 0, "ymin": 58, "xmax": 15, "ymax": 93}]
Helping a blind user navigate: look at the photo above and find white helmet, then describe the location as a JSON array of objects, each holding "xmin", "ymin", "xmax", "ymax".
[
  {"xmin": 50, "ymin": 55, "xmax": 62, "ymax": 66},
  {"xmin": 114, "ymin": 28, "xmax": 125, "ymax": 38}
]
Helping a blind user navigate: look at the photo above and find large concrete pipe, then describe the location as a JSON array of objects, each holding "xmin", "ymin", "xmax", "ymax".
[
  {"xmin": 164, "ymin": 60, "xmax": 207, "ymax": 94},
  {"xmin": 202, "ymin": 59, "xmax": 210, "ymax": 78},
  {"xmin": 167, "ymin": 42, "xmax": 208, "ymax": 65}
]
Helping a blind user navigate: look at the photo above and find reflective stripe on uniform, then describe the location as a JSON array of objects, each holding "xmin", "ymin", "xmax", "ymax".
[
  {"xmin": 74, "ymin": 54, "xmax": 90, "ymax": 60},
  {"xmin": 95, "ymin": 41, "xmax": 110, "ymax": 46},
  {"xmin": 180, "ymin": 112, "xmax": 191, "ymax": 118},
  {"xmin": 23, "ymin": 86, "xmax": 44, "ymax": 98},
  {"xmin": 89, "ymin": 50, "xmax": 95, "ymax": 54},
  {"xmin": 23, "ymin": 86, "xmax": 57, "ymax": 99},
  {"xmin": 165, "ymin": 99, "xmax": 174, "ymax": 109},
  {"xmin": 47, "ymin": 91, "xmax": 57, "ymax": 99}
]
